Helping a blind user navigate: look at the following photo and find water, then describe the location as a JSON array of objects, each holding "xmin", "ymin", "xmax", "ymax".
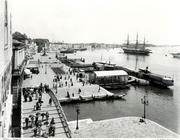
[{"xmin": 62, "ymin": 46, "xmax": 180, "ymax": 134}]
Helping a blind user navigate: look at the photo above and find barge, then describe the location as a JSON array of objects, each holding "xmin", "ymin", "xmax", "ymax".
[{"xmin": 138, "ymin": 68, "xmax": 174, "ymax": 87}]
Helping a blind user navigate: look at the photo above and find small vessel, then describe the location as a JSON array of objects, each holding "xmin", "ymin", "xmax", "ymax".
[
  {"xmin": 122, "ymin": 34, "xmax": 151, "ymax": 55},
  {"xmin": 171, "ymin": 53, "xmax": 180, "ymax": 58},
  {"xmin": 100, "ymin": 84, "xmax": 130, "ymax": 90},
  {"xmin": 60, "ymin": 48, "xmax": 75, "ymax": 54},
  {"xmin": 75, "ymin": 47, "xmax": 87, "ymax": 51},
  {"xmin": 138, "ymin": 68, "xmax": 174, "ymax": 87}
]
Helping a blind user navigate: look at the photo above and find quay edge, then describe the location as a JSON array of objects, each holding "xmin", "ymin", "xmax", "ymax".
[{"xmin": 68, "ymin": 117, "xmax": 180, "ymax": 138}]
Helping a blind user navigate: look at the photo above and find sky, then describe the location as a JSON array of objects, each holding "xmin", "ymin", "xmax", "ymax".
[{"xmin": 10, "ymin": 0, "xmax": 180, "ymax": 44}]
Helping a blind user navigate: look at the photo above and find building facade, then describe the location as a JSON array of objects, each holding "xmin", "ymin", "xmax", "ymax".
[
  {"xmin": 11, "ymin": 40, "xmax": 26, "ymax": 137},
  {"xmin": 0, "ymin": 0, "xmax": 13, "ymax": 137}
]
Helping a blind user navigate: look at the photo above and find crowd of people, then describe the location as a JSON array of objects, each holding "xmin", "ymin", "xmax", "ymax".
[
  {"xmin": 52, "ymin": 68, "xmax": 91, "ymax": 98},
  {"xmin": 23, "ymin": 83, "xmax": 56, "ymax": 137}
]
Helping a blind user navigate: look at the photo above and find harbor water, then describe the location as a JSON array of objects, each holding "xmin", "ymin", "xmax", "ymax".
[{"xmin": 61, "ymin": 46, "xmax": 180, "ymax": 134}]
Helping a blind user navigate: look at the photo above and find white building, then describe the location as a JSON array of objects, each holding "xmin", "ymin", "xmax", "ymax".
[
  {"xmin": 0, "ymin": 0, "xmax": 13, "ymax": 137},
  {"xmin": 93, "ymin": 70, "xmax": 128, "ymax": 85}
]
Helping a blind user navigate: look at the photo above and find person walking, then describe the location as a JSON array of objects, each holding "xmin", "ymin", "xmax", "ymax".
[
  {"xmin": 35, "ymin": 90, "xmax": 38, "ymax": 100},
  {"xmin": 44, "ymin": 124, "xmax": 49, "ymax": 137},
  {"xmin": 72, "ymin": 93, "xmax": 74, "ymax": 97},
  {"xmin": 33, "ymin": 127, "xmax": 37, "ymax": 137},
  {"xmin": 38, "ymin": 125, "xmax": 43, "ymax": 136},
  {"xmin": 49, "ymin": 98, "xmax": 52, "ymax": 106},
  {"xmin": 46, "ymin": 112, "xmax": 49, "ymax": 121},
  {"xmin": 38, "ymin": 96, "xmax": 43, "ymax": 106},
  {"xmin": 41, "ymin": 112, "xmax": 45, "ymax": 121},
  {"xmin": 30, "ymin": 115, "xmax": 35, "ymax": 127},
  {"xmin": 67, "ymin": 91, "xmax": 70, "ymax": 98},
  {"xmin": 78, "ymin": 88, "xmax": 81, "ymax": 94},
  {"xmin": 25, "ymin": 117, "xmax": 29, "ymax": 128},
  {"xmin": 35, "ymin": 115, "xmax": 39, "ymax": 127},
  {"xmin": 24, "ymin": 92, "xmax": 28, "ymax": 102},
  {"xmin": 29, "ymin": 94, "xmax": 32, "ymax": 102},
  {"xmin": 50, "ymin": 117, "xmax": 55, "ymax": 125},
  {"xmin": 52, "ymin": 126, "xmax": 55, "ymax": 137},
  {"xmin": 98, "ymin": 85, "xmax": 101, "ymax": 92}
]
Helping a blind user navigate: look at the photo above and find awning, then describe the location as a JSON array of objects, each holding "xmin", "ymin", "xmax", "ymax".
[
  {"xmin": 94, "ymin": 70, "xmax": 128, "ymax": 77},
  {"xmin": 24, "ymin": 69, "xmax": 31, "ymax": 75}
]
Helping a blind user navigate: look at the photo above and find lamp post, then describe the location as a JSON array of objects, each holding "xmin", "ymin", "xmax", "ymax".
[
  {"xmin": 76, "ymin": 104, "xmax": 80, "ymax": 130},
  {"xmin": 141, "ymin": 95, "xmax": 149, "ymax": 119},
  {"xmin": 45, "ymin": 64, "xmax": 47, "ymax": 74},
  {"xmin": 56, "ymin": 75, "xmax": 58, "ymax": 94}
]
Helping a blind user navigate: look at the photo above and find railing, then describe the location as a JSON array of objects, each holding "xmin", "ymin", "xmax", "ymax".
[
  {"xmin": 13, "ymin": 59, "xmax": 27, "ymax": 76},
  {"xmin": 47, "ymin": 89, "xmax": 71, "ymax": 138}
]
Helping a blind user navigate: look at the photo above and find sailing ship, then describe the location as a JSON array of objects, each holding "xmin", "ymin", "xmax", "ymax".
[{"xmin": 122, "ymin": 34, "xmax": 151, "ymax": 55}]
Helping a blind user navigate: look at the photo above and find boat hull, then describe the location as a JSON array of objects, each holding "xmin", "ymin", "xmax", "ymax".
[
  {"xmin": 173, "ymin": 55, "xmax": 180, "ymax": 58},
  {"xmin": 100, "ymin": 84, "xmax": 130, "ymax": 90},
  {"xmin": 123, "ymin": 48, "xmax": 151, "ymax": 55},
  {"xmin": 138, "ymin": 69, "xmax": 174, "ymax": 87},
  {"xmin": 60, "ymin": 50, "xmax": 75, "ymax": 54}
]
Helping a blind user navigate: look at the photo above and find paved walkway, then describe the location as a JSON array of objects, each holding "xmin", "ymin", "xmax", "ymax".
[
  {"xmin": 22, "ymin": 52, "xmax": 179, "ymax": 138},
  {"xmin": 22, "ymin": 53, "xmax": 69, "ymax": 138},
  {"xmin": 68, "ymin": 117, "xmax": 179, "ymax": 138},
  {"xmin": 22, "ymin": 92, "xmax": 67, "ymax": 138}
]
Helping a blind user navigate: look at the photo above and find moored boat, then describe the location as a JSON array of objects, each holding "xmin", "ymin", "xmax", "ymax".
[
  {"xmin": 100, "ymin": 84, "xmax": 130, "ymax": 90},
  {"xmin": 60, "ymin": 48, "xmax": 76, "ymax": 53},
  {"xmin": 138, "ymin": 68, "xmax": 174, "ymax": 87},
  {"xmin": 122, "ymin": 34, "xmax": 151, "ymax": 55},
  {"xmin": 171, "ymin": 53, "xmax": 180, "ymax": 58}
]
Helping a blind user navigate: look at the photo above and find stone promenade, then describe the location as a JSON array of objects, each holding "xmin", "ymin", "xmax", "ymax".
[
  {"xmin": 22, "ymin": 53, "xmax": 68, "ymax": 138},
  {"xmin": 68, "ymin": 117, "xmax": 179, "ymax": 138}
]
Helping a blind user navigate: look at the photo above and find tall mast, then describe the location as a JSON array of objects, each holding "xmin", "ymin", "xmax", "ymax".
[
  {"xmin": 127, "ymin": 34, "xmax": 129, "ymax": 46},
  {"xmin": 135, "ymin": 33, "xmax": 138, "ymax": 49},
  {"xmin": 143, "ymin": 37, "xmax": 146, "ymax": 50}
]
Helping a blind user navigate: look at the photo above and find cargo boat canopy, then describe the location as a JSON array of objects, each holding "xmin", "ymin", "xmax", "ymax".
[{"xmin": 94, "ymin": 70, "xmax": 128, "ymax": 77}]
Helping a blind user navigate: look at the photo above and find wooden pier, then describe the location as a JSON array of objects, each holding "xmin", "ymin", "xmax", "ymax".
[{"xmin": 62, "ymin": 60, "xmax": 174, "ymax": 88}]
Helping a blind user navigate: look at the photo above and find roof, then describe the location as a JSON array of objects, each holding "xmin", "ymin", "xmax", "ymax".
[
  {"xmin": 25, "ymin": 60, "xmax": 39, "ymax": 68},
  {"xmin": 94, "ymin": 70, "xmax": 128, "ymax": 77}
]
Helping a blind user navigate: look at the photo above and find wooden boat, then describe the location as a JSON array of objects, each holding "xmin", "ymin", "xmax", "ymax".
[
  {"xmin": 122, "ymin": 34, "xmax": 151, "ymax": 55},
  {"xmin": 101, "ymin": 84, "xmax": 130, "ymax": 90},
  {"xmin": 60, "ymin": 48, "xmax": 76, "ymax": 54},
  {"xmin": 171, "ymin": 53, "xmax": 180, "ymax": 58},
  {"xmin": 79, "ymin": 95, "xmax": 93, "ymax": 102}
]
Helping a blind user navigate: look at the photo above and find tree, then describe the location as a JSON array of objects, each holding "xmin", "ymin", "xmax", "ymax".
[
  {"xmin": 33, "ymin": 39, "xmax": 49, "ymax": 53},
  {"xmin": 13, "ymin": 32, "xmax": 28, "ymax": 43}
]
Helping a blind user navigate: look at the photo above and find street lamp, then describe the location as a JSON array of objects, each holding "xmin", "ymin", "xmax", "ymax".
[
  {"xmin": 76, "ymin": 104, "xmax": 80, "ymax": 130},
  {"xmin": 45, "ymin": 64, "xmax": 47, "ymax": 74},
  {"xmin": 56, "ymin": 75, "xmax": 58, "ymax": 94},
  {"xmin": 141, "ymin": 95, "xmax": 149, "ymax": 119}
]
